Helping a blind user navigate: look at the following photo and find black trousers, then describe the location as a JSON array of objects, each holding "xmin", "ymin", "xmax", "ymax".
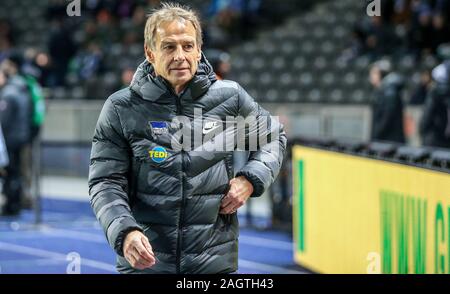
[{"xmin": 2, "ymin": 148, "xmax": 23, "ymax": 214}]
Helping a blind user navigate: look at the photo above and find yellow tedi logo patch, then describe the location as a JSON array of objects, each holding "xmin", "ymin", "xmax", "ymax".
[{"xmin": 148, "ymin": 146, "xmax": 168, "ymax": 163}]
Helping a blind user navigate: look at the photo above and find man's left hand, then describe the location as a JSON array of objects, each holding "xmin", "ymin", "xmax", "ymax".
[{"xmin": 220, "ymin": 176, "xmax": 253, "ymax": 214}]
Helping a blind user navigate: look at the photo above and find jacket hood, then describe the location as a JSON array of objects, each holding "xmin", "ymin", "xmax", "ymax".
[{"xmin": 130, "ymin": 52, "xmax": 217, "ymax": 101}]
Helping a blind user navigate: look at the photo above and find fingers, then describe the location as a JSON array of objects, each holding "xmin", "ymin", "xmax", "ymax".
[
  {"xmin": 139, "ymin": 236, "xmax": 156, "ymax": 262},
  {"xmin": 126, "ymin": 246, "xmax": 154, "ymax": 269},
  {"xmin": 135, "ymin": 242, "xmax": 155, "ymax": 264},
  {"xmin": 220, "ymin": 197, "xmax": 241, "ymax": 214},
  {"xmin": 220, "ymin": 195, "xmax": 237, "ymax": 214},
  {"xmin": 221, "ymin": 181, "xmax": 238, "ymax": 208},
  {"xmin": 142, "ymin": 237, "xmax": 160, "ymax": 263},
  {"xmin": 220, "ymin": 195, "xmax": 234, "ymax": 213},
  {"xmin": 126, "ymin": 252, "xmax": 152, "ymax": 270},
  {"xmin": 141, "ymin": 236, "xmax": 153, "ymax": 253},
  {"xmin": 219, "ymin": 203, "xmax": 237, "ymax": 214},
  {"xmin": 220, "ymin": 182, "xmax": 245, "ymax": 214},
  {"xmin": 220, "ymin": 194, "xmax": 234, "ymax": 209},
  {"xmin": 124, "ymin": 233, "xmax": 156, "ymax": 269}
]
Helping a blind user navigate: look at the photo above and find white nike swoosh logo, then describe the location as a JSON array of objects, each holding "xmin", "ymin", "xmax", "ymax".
[{"xmin": 202, "ymin": 122, "xmax": 221, "ymax": 135}]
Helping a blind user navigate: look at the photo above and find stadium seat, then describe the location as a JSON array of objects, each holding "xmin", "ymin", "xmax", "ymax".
[
  {"xmin": 429, "ymin": 149, "xmax": 450, "ymax": 169},
  {"xmin": 367, "ymin": 142, "xmax": 398, "ymax": 158},
  {"xmin": 334, "ymin": 138, "xmax": 367, "ymax": 153},
  {"xmin": 286, "ymin": 89, "xmax": 302, "ymax": 102},
  {"xmin": 394, "ymin": 146, "xmax": 430, "ymax": 164},
  {"xmin": 329, "ymin": 89, "xmax": 344, "ymax": 103}
]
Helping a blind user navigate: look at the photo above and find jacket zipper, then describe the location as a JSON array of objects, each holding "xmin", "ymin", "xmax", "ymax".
[{"xmin": 175, "ymin": 94, "xmax": 184, "ymax": 274}]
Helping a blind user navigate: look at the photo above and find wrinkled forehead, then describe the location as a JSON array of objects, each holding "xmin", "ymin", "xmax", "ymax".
[{"xmin": 155, "ymin": 19, "xmax": 197, "ymax": 45}]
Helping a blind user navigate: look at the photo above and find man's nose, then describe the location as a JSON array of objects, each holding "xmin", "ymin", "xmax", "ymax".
[{"xmin": 173, "ymin": 45, "xmax": 186, "ymax": 62}]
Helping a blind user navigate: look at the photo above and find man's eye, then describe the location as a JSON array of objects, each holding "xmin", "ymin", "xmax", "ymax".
[
  {"xmin": 184, "ymin": 45, "xmax": 194, "ymax": 50},
  {"xmin": 164, "ymin": 45, "xmax": 174, "ymax": 50}
]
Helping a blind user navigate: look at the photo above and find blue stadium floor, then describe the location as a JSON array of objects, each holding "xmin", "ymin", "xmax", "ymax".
[{"xmin": 0, "ymin": 198, "xmax": 305, "ymax": 274}]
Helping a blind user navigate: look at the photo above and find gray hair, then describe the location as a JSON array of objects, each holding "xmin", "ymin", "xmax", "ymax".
[{"xmin": 144, "ymin": 2, "xmax": 203, "ymax": 50}]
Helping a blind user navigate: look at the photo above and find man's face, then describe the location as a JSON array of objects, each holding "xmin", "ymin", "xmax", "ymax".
[
  {"xmin": 145, "ymin": 19, "xmax": 201, "ymax": 93},
  {"xmin": 370, "ymin": 66, "xmax": 381, "ymax": 88}
]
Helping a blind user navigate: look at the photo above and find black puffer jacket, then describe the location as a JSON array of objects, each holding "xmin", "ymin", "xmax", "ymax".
[
  {"xmin": 371, "ymin": 73, "xmax": 406, "ymax": 143},
  {"xmin": 420, "ymin": 82, "xmax": 450, "ymax": 148},
  {"xmin": 88, "ymin": 55, "xmax": 287, "ymax": 274},
  {"xmin": 0, "ymin": 75, "xmax": 32, "ymax": 149}
]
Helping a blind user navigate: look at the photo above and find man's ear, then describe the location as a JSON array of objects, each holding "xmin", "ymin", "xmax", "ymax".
[{"xmin": 144, "ymin": 44, "xmax": 155, "ymax": 63}]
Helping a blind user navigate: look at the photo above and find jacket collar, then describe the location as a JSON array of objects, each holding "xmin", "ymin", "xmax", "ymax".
[{"xmin": 130, "ymin": 52, "xmax": 217, "ymax": 102}]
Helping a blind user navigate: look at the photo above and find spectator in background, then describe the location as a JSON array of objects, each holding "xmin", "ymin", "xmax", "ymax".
[
  {"xmin": 131, "ymin": 5, "xmax": 147, "ymax": 28},
  {"xmin": 47, "ymin": 0, "xmax": 70, "ymax": 20},
  {"xmin": 0, "ymin": 19, "xmax": 15, "ymax": 64},
  {"xmin": 433, "ymin": 0, "xmax": 450, "ymax": 22},
  {"xmin": 82, "ymin": 20, "xmax": 100, "ymax": 44},
  {"xmin": 365, "ymin": 16, "xmax": 398, "ymax": 60},
  {"xmin": 21, "ymin": 48, "xmax": 42, "ymax": 81},
  {"xmin": 84, "ymin": 0, "xmax": 103, "ymax": 16},
  {"xmin": 120, "ymin": 67, "xmax": 135, "ymax": 87},
  {"xmin": 34, "ymin": 52, "xmax": 52, "ymax": 88},
  {"xmin": 206, "ymin": 0, "xmax": 262, "ymax": 47},
  {"xmin": 20, "ymin": 48, "xmax": 52, "ymax": 92},
  {"xmin": 391, "ymin": 0, "xmax": 413, "ymax": 24},
  {"xmin": 339, "ymin": 23, "xmax": 367, "ymax": 63},
  {"xmin": 19, "ymin": 51, "xmax": 47, "ymax": 210},
  {"xmin": 408, "ymin": 0, "xmax": 433, "ymax": 59},
  {"xmin": 206, "ymin": 0, "xmax": 242, "ymax": 47},
  {"xmin": 120, "ymin": 5, "xmax": 146, "ymax": 47},
  {"xmin": 239, "ymin": 0, "xmax": 262, "ymax": 40},
  {"xmin": 370, "ymin": 60, "xmax": 406, "ymax": 143},
  {"xmin": 71, "ymin": 41, "xmax": 104, "ymax": 81},
  {"xmin": 0, "ymin": 57, "xmax": 32, "ymax": 216},
  {"xmin": 430, "ymin": 13, "xmax": 450, "ymax": 54},
  {"xmin": 343, "ymin": 15, "xmax": 398, "ymax": 62},
  {"xmin": 204, "ymin": 49, "xmax": 231, "ymax": 80},
  {"xmin": 346, "ymin": 0, "xmax": 450, "ymax": 62},
  {"xmin": 114, "ymin": 0, "xmax": 137, "ymax": 19},
  {"xmin": 47, "ymin": 18, "xmax": 77, "ymax": 87},
  {"xmin": 409, "ymin": 68, "xmax": 432, "ymax": 104},
  {"xmin": 419, "ymin": 60, "xmax": 450, "ymax": 148}
]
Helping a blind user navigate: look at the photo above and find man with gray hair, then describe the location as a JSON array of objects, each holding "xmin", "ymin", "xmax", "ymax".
[{"xmin": 89, "ymin": 2, "xmax": 286, "ymax": 274}]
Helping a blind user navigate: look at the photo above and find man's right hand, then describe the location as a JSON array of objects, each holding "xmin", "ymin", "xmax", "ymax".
[{"xmin": 123, "ymin": 230, "xmax": 156, "ymax": 270}]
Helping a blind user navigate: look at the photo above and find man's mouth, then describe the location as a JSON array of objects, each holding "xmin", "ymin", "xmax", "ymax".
[{"xmin": 170, "ymin": 68, "xmax": 190, "ymax": 71}]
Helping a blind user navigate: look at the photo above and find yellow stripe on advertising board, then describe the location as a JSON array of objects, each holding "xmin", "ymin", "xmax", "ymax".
[{"xmin": 292, "ymin": 145, "xmax": 450, "ymax": 274}]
